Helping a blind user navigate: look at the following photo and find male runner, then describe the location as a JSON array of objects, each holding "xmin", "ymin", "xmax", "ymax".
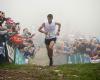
[{"xmin": 38, "ymin": 14, "xmax": 61, "ymax": 66}]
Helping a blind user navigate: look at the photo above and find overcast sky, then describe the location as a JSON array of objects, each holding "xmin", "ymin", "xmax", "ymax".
[{"xmin": 0, "ymin": 0, "xmax": 100, "ymax": 37}]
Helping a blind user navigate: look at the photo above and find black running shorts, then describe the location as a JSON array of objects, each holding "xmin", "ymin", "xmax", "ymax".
[{"xmin": 45, "ymin": 37, "xmax": 57, "ymax": 45}]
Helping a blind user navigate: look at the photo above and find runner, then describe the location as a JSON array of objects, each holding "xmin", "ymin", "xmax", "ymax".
[{"xmin": 38, "ymin": 14, "xmax": 61, "ymax": 66}]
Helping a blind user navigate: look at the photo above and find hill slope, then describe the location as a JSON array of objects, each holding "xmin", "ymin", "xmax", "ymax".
[{"xmin": 0, "ymin": 63, "xmax": 100, "ymax": 80}]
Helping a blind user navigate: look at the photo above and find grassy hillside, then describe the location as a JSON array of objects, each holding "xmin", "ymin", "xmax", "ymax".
[{"xmin": 0, "ymin": 63, "xmax": 100, "ymax": 80}]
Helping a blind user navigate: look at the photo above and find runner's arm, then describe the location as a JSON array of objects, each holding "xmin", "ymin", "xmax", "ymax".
[
  {"xmin": 38, "ymin": 23, "xmax": 48, "ymax": 35},
  {"xmin": 55, "ymin": 22, "xmax": 61, "ymax": 35}
]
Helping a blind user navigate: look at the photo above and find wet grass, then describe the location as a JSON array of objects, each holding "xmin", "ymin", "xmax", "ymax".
[{"xmin": 0, "ymin": 63, "xmax": 100, "ymax": 80}]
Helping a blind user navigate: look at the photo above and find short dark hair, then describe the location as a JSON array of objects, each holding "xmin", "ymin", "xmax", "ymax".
[
  {"xmin": 16, "ymin": 22, "xmax": 20, "ymax": 25},
  {"xmin": 47, "ymin": 14, "xmax": 53, "ymax": 18}
]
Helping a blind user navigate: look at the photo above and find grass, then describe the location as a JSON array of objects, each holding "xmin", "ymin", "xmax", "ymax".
[{"xmin": 0, "ymin": 63, "xmax": 100, "ymax": 80}]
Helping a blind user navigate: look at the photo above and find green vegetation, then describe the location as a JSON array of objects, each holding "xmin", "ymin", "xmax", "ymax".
[{"xmin": 0, "ymin": 63, "xmax": 100, "ymax": 80}]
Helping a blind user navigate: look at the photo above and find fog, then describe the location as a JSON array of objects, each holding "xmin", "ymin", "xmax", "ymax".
[{"xmin": 0, "ymin": 0, "xmax": 100, "ymax": 37}]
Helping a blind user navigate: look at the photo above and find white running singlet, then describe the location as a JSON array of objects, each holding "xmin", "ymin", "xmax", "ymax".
[{"xmin": 44, "ymin": 21, "xmax": 56, "ymax": 39}]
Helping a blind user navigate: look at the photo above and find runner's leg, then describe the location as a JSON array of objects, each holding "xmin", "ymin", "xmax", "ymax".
[{"xmin": 46, "ymin": 45, "xmax": 53, "ymax": 66}]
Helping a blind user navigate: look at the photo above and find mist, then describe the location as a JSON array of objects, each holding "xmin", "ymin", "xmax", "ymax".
[{"xmin": 0, "ymin": 0, "xmax": 100, "ymax": 37}]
